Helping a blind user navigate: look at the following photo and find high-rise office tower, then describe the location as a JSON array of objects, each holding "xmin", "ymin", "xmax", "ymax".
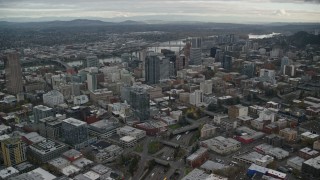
[
  {"xmin": 191, "ymin": 37, "xmax": 202, "ymax": 48},
  {"xmin": 241, "ymin": 62, "xmax": 256, "ymax": 78},
  {"xmin": 221, "ymin": 55, "xmax": 233, "ymax": 70},
  {"xmin": 4, "ymin": 51, "xmax": 23, "ymax": 94},
  {"xmin": 145, "ymin": 53, "xmax": 160, "ymax": 85},
  {"xmin": 160, "ymin": 57, "xmax": 170, "ymax": 80},
  {"xmin": 176, "ymin": 54, "xmax": 188, "ymax": 71},
  {"xmin": 210, "ymin": 47, "xmax": 219, "ymax": 58},
  {"xmin": 190, "ymin": 48, "xmax": 202, "ymax": 65},
  {"xmin": 87, "ymin": 73, "xmax": 98, "ymax": 91},
  {"xmin": 33, "ymin": 105, "xmax": 55, "ymax": 124},
  {"xmin": 62, "ymin": 118, "xmax": 88, "ymax": 146},
  {"xmin": 86, "ymin": 55, "xmax": 99, "ymax": 68},
  {"xmin": 190, "ymin": 37, "xmax": 202, "ymax": 65},
  {"xmin": 1, "ymin": 137, "xmax": 27, "ymax": 167},
  {"xmin": 129, "ymin": 87, "xmax": 150, "ymax": 122}
]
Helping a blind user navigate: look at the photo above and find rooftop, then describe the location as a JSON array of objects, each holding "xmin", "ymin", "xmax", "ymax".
[
  {"xmin": 299, "ymin": 147, "xmax": 319, "ymax": 156},
  {"xmin": 48, "ymin": 157, "xmax": 70, "ymax": 168},
  {"xmin": 23, "ymin": 132, "xmax": 46, "ymax": 144},
  {"xmin": 34, "ymin": 105, "xmax": 52, "ymax": 111},
  {"xmin": 72, "ymin": 158, "xmax": 93, "ymax": 168},
  {"xmin": 63, "ymin": 149, "xmax": 82, "ymax": 159},
  {"xmin": 120, "ymin": 136, "xmax": 136, "ymax": 142},
  {"xmin": 301, "ymin": 131, "xmax": 319, "ymax": 139},
  {"xmin": 12, "ymin": 168, "xmax": 57, "ymax": 180},
  {"xmin": 239, "ymin": 151, "xmax": 264, "ymax": 163},
  {"xmin": 30, "ymin": 139, "xmax": 66, "ymax": 155},
  {"xmin": 62, "ymin": 165, "xmax": 80, "ymax": 176},
  {"xmin": 83, "ymin": 171, "xmax": 100, "ymax": 180},
  {"xmin": 0, "ymin": 167, "xmax": 19, "ymax": 179},
  {"xmin": 202, "ymin": 136, "xmax": 240, "ymax": 150},
  {"xmin": 181, "ymin": 168, "xmax": 210, "ymax": 180},
  {"xmin": 63, "ymin": 117, "xmax": 87, "ymax": 127},
  {"xmin": 89, "ymin": 118, "xmax": 119, "ymax": 132},
  {"xmin": 91, "ymin": 164, "xmax": 111, "ymax": 175},
  {"xmin": 287, "ymin": 156, "xmax": 305, "ymax": 165},
  {"xmin": 200, "ymin": 160, "xmax": 228, "ymax": 171},
  {"xmin": 187, "ymin": 147, "xmax": 208, "ymax": 161},
  {"xmin": 304, "ymin": 155, "xmax": 320, "ymax": 169}
]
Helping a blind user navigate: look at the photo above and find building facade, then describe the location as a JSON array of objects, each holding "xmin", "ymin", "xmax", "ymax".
[
  {"xmin": 1, "ymin": 137, "xmax": 27, "ymax": 167},
  {"xmin": 4, "ymin": 51, "xmax": 23, "ymax": 95}
]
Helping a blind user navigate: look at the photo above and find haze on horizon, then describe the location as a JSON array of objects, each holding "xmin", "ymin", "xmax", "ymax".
[{"xmin": 0, "ymin": 0, "xmax": 320, "ymax": 23}]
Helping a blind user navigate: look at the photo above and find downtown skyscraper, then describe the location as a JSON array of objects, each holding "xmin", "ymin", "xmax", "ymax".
[{"xmin": 4, "ymin": 51, "xmax": 23, "ymax": 95}]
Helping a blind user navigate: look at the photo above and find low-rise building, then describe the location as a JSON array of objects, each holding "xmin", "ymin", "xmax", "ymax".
[
  {"xmin": 48, "ymin": 157, "xmax": 71, "ymax": 172},
  {"xmin": 234, "ymin": 126, "xmax": 264, "ymax": 144},
  {"xmin": 88, "ymin": 118, "xmax": 120, "ymax": 139},
  {"xmin": 0, "ymin": 167, "xmax": 19, "ymax": 179},
  {"xmin": 117, "ymin": 126, "xmax": 146, "ymax": 140},
  {"xmin": 301, "ymin": 155, "xmax": 320, "ymax": 179},
  {"xmin": 247, "ymin": 164, "xmax": 287, "ymax": 180},
  {"xmin": 301, "ymin": 131, "xmax": 319, "ymax": 143},
  {"xmin": 62, "ymin": 149, "xmax": 83, "ymax": 162},
  {"xmin": 228, "ymin": 104, "xmax": 248, "ymax": 120},
  {"xmin": 200, "ymin": 136, "xmax": 241, "ymax": 155},
  {"xmin": 265, "ymin": 134, "xmax": 284, "ymax": 147},
  {"xmin": 255, "ymin": 155, "xmax": 274, "ymax": 167},
  {"xmin": 134, "ymin": 121, "xmax": 167, "ymax": 136},
  {"xmin": 11, "ymin": 168, "xmax": 57, "ymax": 180},
  {"xmin": 298, "ymin": 147, "xmax": 320, "ymax": 160},
  {"xmin": 279, "ymin": 128, "xmax": 297, "ymax": 141},
  {"xmin": 313, "ymin": 140, "xmax": 320, "ymax": 151},
  {"xmin": 72, "ymin": 157, "xmax": 94, "ymax": 169},
  {"xmin": 200, "ymin": 124, "xmax": 217, "ymax": 139},
  {"xmin": 119, "ymin": 136, "xmax": 136, "ymax": 148},
  {"xmin": 200, "ymin": 160, "xmax": 229, "ymax": 173},
  {"xmin": 28, "ymin": 138, "xmax": 68, "ymax": 163},
  {"xmin": 254, "ymin": 144, "xmax": 289, "ymax": 160},
  {"xmin": 267, "ymin": 147, "xmax": 290, "ymax": 160},
  {"xmin": 182, "ymin": 168, "xmax": 227, "ymax": 180},
  {"xmin": 89, "ymin": 141, "xmax": 123, "ymax": 163},
  {"xmin": 287, "ymin": 156, "xmax": 305, "ymax": 171},
  {"xmin": 0, "ymin": 125, "xmax": 11, "ymax": 135},
  {"xmin": 21, "ymin": 132, "xmax": 46, "ymax": 145},
  {"xmin": 186, "ymin": 147, "xmax": 209, "ymax": 168}
]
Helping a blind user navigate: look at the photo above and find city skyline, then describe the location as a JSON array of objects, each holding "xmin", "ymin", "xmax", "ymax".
[{"xmin": 0, "ymin": 0, "xmax": 320, "ymax": 23}]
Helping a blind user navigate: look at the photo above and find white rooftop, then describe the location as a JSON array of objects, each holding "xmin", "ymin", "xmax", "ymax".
[
  {"xmin": 30, "ymin": 168, "xmax": 56, "ymax": 180},
  {"xmin": 304, "ymin": 155, "xmax": 320, "ymax": 169},
  {"xmin": 63, "ymin": 117, "xmax": 87, "ymax": 127},
  {"xmin": 0, "ymin": 167, "xmax": 19, "ymax": 179},
  {"xmin": 62, "ymin": 165, "xmax": 80, "ymax": 176},
  {"xmin": 120, "ymin": 136, "xmax": 136, "ymax": 142},
  {"xmin": 83, "ymin": 171, "xmax": 100, "ymax": 180}
]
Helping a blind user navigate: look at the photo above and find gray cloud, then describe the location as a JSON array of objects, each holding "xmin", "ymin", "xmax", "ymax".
[{"xmin": 0, "ymin": 0, "xmax": 319, "ymax": 22}]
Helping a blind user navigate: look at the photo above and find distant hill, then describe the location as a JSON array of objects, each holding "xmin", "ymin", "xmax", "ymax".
[
  {"xmin": 118, "ymin": 20, "xmax": 146, "ymax": 25},
  {"xmin": 288, "ymin": 31, "xmax": 320, "ymax": 48},
  {"xmin": 0, "ymin": 19, "xmax": 148, "ymax": 29}
]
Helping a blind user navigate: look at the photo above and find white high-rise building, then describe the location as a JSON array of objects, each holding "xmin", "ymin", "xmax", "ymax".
[
  {"xmin": 200, "ymin": 80, "xmax": 213, "ymax": 95},
  {"xmin": 43, "ymin": 90, "xmax": 64, "ymax": 107},
  {"xmin": 87, "ymin": 73, "xmax": 97, "ymax": 92},
  {"xmin": 190, "ymin": 90, "xmax": 204, "ymax": 107}
]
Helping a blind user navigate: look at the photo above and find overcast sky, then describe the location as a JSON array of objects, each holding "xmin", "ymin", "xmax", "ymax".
[{"xmin": 0, "ymin": 0, "xmax": 319, "ymax": 23}]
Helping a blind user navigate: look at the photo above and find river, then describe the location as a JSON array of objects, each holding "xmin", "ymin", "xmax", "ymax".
[{"xmin": 248, "ymin": 32, "xmax": 281, "ymax": 39}]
